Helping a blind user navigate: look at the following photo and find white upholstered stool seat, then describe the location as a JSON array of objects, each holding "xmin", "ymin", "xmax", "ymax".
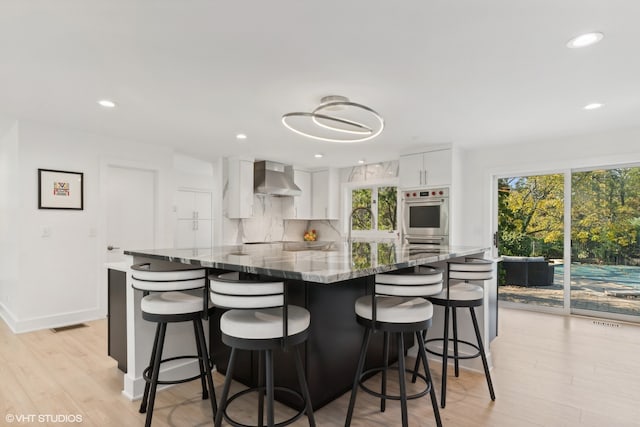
[
  {"xmin": 141, "ymin": 291, "xmax": 209, "ymax": 316},
  {"xmin": 355, "ymin": 295, "xmax": 433, "ymax": 324},
  {"xmin": 431, "ymin": 282, "xmax": 484, "ymax": 301},
  {"xmin": 220, "ymin": 305, "xmax": 311, "ymax": 340}
]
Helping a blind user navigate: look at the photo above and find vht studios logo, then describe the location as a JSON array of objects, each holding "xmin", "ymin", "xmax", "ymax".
[{"xmin": 5, "ymin": 413, "xmax": 83, "ymax": 423}]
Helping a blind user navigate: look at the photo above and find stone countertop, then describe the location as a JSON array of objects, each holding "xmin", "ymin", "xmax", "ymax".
[{"xmin": 124, "ymin": 240, "xmax": 489, "ymax": 284}]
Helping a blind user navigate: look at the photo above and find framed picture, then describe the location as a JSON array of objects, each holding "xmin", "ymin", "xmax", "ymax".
[{"xmin": 38, "ymin": 169, "xmax": 84, "ymax": 210}]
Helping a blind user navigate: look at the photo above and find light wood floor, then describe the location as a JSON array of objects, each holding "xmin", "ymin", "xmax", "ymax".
[{"xmin": 2, "ymin": 308, "xmax": 639, "ymax": 426}]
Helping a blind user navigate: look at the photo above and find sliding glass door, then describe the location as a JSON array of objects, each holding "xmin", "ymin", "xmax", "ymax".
[{"xmin": 497, "ymin": 166, "xmax": 640, "ymax": 321}]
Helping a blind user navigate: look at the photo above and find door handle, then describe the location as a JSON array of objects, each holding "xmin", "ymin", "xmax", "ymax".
[{"xmin": 107, "ymin": 245, "xmax": 120, "ymax": 251}]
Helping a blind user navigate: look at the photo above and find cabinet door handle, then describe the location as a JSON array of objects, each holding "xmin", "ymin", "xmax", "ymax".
[
  {"xmin": 423, "ymin": 170, "xmax": 428, "ymax": 185},
  {"xmin": 419, "ymin": 170, "xmax": 423, "ymax": 185}
]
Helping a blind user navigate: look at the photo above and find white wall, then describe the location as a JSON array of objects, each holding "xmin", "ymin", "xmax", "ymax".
[
  {"xmin": 0, "ymin": 118, "xmax": 202, "ymax": 333},
  {"xmin": 0, "ymin": 119, "xmax": 20, "ymax": 325},
  {"xmin": 458, "ymin": 127, "xmax": 640, "ymax": 249}
]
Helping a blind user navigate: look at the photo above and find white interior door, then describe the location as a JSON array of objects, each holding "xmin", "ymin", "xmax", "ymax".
[{"xmin": 106, "ymin": 166, "xmax": 156, "ymax": 262}]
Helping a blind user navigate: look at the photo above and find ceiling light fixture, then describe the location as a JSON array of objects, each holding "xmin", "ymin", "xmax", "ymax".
[
  {"xmin": 314, "ymin": 153, "xmax": 324, "ymax": 158},
  {"xmin": 566, "ymin": 32, "xmax": 604, "ymax": 48},
  {"xmin": 583, "ymin": 103, "xmax": 603, "ymax": 110},
  {"xmin": 358, "ymin": 159, "xmax": 365, "ymax": 164},
  {"xmin": 282, "ymin": 95, "xmax": 384, "ymax": 143},
  {"xmin": 97, "ymin": 99, "xmax": 117, "ymax": 108},
  {"xmin": 236, "ymin": 133, "xmax": 247, "ymax": 140}
]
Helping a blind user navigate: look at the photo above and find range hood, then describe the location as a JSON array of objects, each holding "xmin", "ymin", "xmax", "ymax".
[{"xmin": 253, "ymin": 160, "xmax": 302, "ymax": 196}]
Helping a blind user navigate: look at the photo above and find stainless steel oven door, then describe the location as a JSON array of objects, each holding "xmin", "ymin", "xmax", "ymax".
[{"xmin": 403, "ymin": 198, "xmax": 449, "ymax": 241}]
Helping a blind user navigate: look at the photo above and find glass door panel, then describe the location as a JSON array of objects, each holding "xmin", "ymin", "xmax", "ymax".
[
  {"xmin": 497, "ymin": 174, "xmax": 565, "ymax": 308},
  {"xmin": 571, "ymin": 168, "xmax": 640, "ymax": 317}
]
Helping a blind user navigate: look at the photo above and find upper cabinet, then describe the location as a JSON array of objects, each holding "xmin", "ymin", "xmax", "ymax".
[
  {"xmin": 174, "ymin": 190, "xmax": 212, "ymax": 248},
  {"xmin": 312, "ymin": 168, "xmax": 339, "ymax": 219},
  {"xmin": 284, "ymin": 169, "xmax": 312, "ymax": 219},
  {"xmin": 227, "ymin": 157, "xmax": 254, "ymax": 218},
  {"xmin": 399, "ymin": 148, "xmax": 452, "ymax": 188}
]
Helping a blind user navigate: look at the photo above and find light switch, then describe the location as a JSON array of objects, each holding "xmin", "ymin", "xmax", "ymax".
[
  {"xmin": 89, "ymin": 228, "xmax": 97, "ymax": 237},
  {"xmin": 42, "ymin": 227, "xmax": 51, "ymax": 238}
]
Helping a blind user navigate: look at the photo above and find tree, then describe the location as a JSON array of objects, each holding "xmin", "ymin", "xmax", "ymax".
[{"xmin": 498, "ymin": 174, "xmax": 564, "ymax": 257}]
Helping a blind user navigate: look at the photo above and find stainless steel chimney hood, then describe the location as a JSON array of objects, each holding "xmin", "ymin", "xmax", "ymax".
[{"xmin": 253, "ymin": 160, "xmax": 302, "ymax": 196}]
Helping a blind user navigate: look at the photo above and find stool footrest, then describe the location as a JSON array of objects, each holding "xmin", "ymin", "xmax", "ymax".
[
  {"xmin": 142, "ymin": 355, "xmax": 213, "ymax": 385},
  {"xmin": 358, "ymin": 366, "xmax": 431, "ymax": 401},
  {"xmin": 424, "ymin": 338, "xmax": 481, "ymax": 360},
  {"xmin": 223, "ymin": 385, "xmax": 306, "ymax": 427}
]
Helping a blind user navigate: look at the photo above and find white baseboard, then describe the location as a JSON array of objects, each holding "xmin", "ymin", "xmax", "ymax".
[
  {"xmin": 407, "ymin": 340, "xmax": 493, "ymax": 373},
  {"xmin": 0, "ymin": 301, "xmax": 18, "ymax": 332},
  {"xmin": 0, "ymin": 306, "xmax": 104, "ymax": 334},
  {"xmin": 122, "ymin": 360, "xmax": 216, "ymax": 401}
]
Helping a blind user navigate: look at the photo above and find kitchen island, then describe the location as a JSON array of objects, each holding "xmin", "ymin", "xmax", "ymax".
[{"xmin": 123, "ymin": 240, "xmax": 492, "ymax": 409}]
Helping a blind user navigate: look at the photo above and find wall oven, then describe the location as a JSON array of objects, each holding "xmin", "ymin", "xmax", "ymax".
[{"xmin": 402, "ymin": 187, "xmax": 449, "ymax": 246}]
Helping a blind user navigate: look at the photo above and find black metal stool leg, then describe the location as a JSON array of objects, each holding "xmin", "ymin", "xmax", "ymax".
[
  {"xmin": 397, "ymin": 332, "xmax": 408, "ymax": 427},
  {"xmin": 215, "ymin": 347, "xmax": 237, "ymax": 427},
  {"xmin": 452, "ymin": 307, "xmax": 460, "ymax": 377},
  {"xmin": 145, "ymin": 322, "xmax": 167, "ymax": 427},
  {"xmin": 381, "ymin": 331, "xmax": 389, "ymax": 412},
  {"xmin": 294, "ymin": 345, "xmax": 316, "ymax": 427},
  {"xmin": 265, "ymin": 349, "xmax": 275, "ymax": 427},
  {"xmin": 258, "ymin": 351, "xmax": 265, "ymax": 427},
  {"xmin": 469, "ymin": 307, "xmax": 496, "ymax": 401},
  {"xmin": 194, "ymin": 318, "xmax": 218, "ymax": 418},
  {"xmin": 441, "ymin": 305, "xmax": 450, "ymax": 408},
  {"xmin": 193, "ymin": 320, "xmax": 209, "ymax": 400},
  {"xmin": 411, "ymin": 329, "xmax": 426, "ymax": 383},
  {"xmin": 417, "ymin": 331, "xmax": 442, "ymax": 427},
  {"xmin": 345, "ymin": 327, "xmax": 371, "ymax": 427},
  {"xmin": 139, "ymin": 322, "xmax": 161, "ymax": 414}
]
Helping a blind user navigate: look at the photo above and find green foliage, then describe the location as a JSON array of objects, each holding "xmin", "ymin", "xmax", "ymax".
[
  {"xmin": 498, "ymin": 174, "xmax": 564, "ymax": 258},
  {"xmin": 378, "ymin": 187, "xmax": 397, "ymax": 231},
  {"xmin": 571, "ymin": 168, "xmax": 640, "ymax": 264},
  {"xmin": 351, "ymin": 188, "xmax": 372, "ymax": 230},
  {"xmin": 499, "ymin": 168, "xmax": 640, "ymax": 265}
]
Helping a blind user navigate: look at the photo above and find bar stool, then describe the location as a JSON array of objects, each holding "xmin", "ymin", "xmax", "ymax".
[
  {"xmin": 210, "ymin": 271, "xmax": 315, "ymax": 427},
  {"xmin": 131, "ymin": 263, "xmax": 217, "ymax": 427},
  {"xmin": 415, "ymin": 258, "xmax": 496, "ymax": 408},
  {"xmin": 345, "ymin": 266, "xmax": 443, "ymax": 427}
]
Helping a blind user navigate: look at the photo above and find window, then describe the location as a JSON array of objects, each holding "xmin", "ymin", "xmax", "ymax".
[{"xmin": 350, "ymin": 186, "xmax": 398, "ymax": 236}]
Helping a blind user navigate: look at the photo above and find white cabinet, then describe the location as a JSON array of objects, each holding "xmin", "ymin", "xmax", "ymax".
[
  {"xmin": 174, "ymin": 190, "xmax": 212, "ymax": 249},
  {"xmin": 284, "ymin": 169, "xmax": 312, "ymax": 219},
  {"xmin": 399, "ymin": 148, "xmax": 452, "ymax": 188},
  {"xmin": 311, "ymin": 168, "xmax": 339, "ymax": 219},
  {"xmin": 227, "ymin": 157, "xmax": 254, "ymax": 218}
]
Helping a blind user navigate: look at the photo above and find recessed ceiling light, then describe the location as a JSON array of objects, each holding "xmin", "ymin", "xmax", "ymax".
[
  {"xmin": 236, "ymin": 133, "xmax": 247, "ymax": 140},
  {"xmin": 583, "ymin": 103, "xmax": 603, "ymax": 110},
  {"xmin": 566, "ymin": 32, "xmax": 604, "ymax": 49},
  {"xmin": 358, "ymin": 159, "xmax": 365, "ymax": 164},
  {"xmin": 314, "ymin": 154, "xmax": 324, "ymax": 158},
  {"xmin": 97, "ymin": 99, "xmax": 117, "ymax": 108}
]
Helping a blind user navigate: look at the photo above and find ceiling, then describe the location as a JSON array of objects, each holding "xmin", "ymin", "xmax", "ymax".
[{"xmin": 1, "ymin": 1, "xmax": 639, "ymax": 168}]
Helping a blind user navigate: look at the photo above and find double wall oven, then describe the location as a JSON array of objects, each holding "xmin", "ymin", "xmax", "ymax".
[{"xmin": 402, "ymin": 187, "xmax": 449, "ymax": 246}]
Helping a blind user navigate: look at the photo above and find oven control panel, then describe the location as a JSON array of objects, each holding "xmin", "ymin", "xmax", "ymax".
[{"xmin": 404, "ymin": 188, "xmax": 449, "ymax": 199}]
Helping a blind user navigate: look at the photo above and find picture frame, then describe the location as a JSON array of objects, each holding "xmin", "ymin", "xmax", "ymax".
[{"xmin": 38, "ymin": 168, "xmax": 84, "ymax": 210}]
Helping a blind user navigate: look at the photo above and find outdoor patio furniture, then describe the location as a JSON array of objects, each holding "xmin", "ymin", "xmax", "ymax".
[{"xmin": 501, "ymin": 256, "xmax": 555, "ymax": 286}]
